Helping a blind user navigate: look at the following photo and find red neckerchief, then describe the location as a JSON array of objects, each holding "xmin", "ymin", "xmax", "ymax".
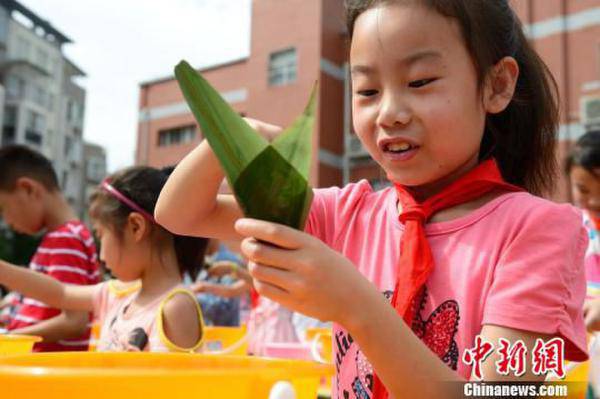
[{"xmin": 372, "ymin": 158, "xmax": 523, "ymax": 399}]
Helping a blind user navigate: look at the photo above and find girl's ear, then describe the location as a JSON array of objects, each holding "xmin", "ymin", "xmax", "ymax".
[
  {"xmin": 483, "ymin": 56, "xmax": 519, "ymax": 115},
  {"xmin": 126, "ymin": 213, "xmax": 150, "ymax": 243}
]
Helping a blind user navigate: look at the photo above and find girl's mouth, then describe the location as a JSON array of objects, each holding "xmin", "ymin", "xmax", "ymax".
[{"xmin": 382, "ymin": 141, "xmax": 420, "ymax": 161}]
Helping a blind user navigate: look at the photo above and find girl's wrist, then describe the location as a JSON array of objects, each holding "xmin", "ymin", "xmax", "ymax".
[{"xmin": 339, "ymin": 279, "xmax": 388, "ymax": 337}]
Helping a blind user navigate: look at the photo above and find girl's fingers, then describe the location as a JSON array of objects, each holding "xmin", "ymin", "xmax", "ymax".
[
  {"xmin": 235, "ymin": 218, "xmax": 307, "ymax": 250},
  {"xmin": 252, "ymin": 277, "xmax": 290, "ymax": 302},
  {"xmin": 248, "ymin": 261, "xmax": 296, "ymax": 290},
  {"xmin": 243, "ymin": 117, "xmax": 283, "ymax": 141},
  {"xmin": 241, "ymin": 237, "xmax": 302, "ymax": 271}
]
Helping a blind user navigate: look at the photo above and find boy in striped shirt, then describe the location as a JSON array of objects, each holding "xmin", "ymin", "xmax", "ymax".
[{"xmin": 0, "ymin": 145, "xmax": 99, "ymax": 351}]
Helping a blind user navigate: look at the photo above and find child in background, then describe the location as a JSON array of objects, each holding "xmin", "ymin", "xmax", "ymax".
[
  {"xmin": 567, "ymin": 131, "xmax": 600, "ymax": 303},
  {"xmin": 156, "ymin": 1, "xmax": 587, "ymax": 397},
  {"xmin": 567, "ymin": 131, "xmax": 600, "ymax": 397},
  {"xmin": 191, "ymin": 240, "xmax": 301, "ymax": 355},
  {"xmin": 0, "ymin": 145, "xmax": 98, "ymax": 351},
  {"xmin": 0, "ymin": 166, "xmax": 206, "ymax": 352},
  {"xmin": 191, "ymin": 239, "xmax": 249, "ymax": 326}
]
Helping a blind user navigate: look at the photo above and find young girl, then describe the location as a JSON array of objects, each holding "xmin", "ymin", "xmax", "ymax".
[
  {"xmin": 568, "ymin": 131, "xmax": 600, "ymax": 304},
  {"xmin": 567, "ymin": 131, "xmax": 600, "ymax": 396},
  {"xmin": 156, "ymin": 0, "xmax": 587, "ymax": 397},
  {"xmin": 0, "ymin": 166, "xmax": 207, "ymax": 352}
]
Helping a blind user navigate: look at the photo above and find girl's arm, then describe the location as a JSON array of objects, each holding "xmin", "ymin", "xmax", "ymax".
[
  {"xmin": 9, "ymin": 310, "xmax": 89, "ymax": 342},
  {"xmin": 154, "ymin": 119, "xmax": 282, "ymax": 241},
  {"xmin": 0, "ymin": 260, "xmax": 97, "ymax": 312},
  {"xmin": 192, "ymin": 280, "xmax": 250, "ymax": 298}
]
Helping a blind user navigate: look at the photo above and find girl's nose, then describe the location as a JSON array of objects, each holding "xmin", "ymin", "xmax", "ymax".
[{"xmin": 376, "ymin": 92, "xmax": 412, "ymax": 128}]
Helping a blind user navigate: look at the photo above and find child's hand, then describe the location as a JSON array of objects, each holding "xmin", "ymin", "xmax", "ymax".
[
  {"xmin": 208, "ymin": 261, "xmax": 238, "ymax": 278},
  {"xmin": 235, "ymin": 218, "xmax": 375, "ymax": 325},
  {"xmin": 584, "ymin": 298, "xmax": 600, "ymax": 331},
  {"xmin": 243, "ymin": 118, "xmax": 282, "ymax": 142},
  {"xmin": 191, "ymin": 281, "xmax": 208, "ymax": 293}
]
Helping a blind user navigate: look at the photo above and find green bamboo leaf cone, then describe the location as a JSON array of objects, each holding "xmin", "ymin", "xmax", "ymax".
[{"xmin": 174, "ymin": 60, "xmax": 316, "ymax": 230}]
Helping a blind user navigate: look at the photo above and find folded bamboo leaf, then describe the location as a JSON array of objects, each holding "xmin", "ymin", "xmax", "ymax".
[
  {"xmin": 174, "ymin": 60, "xmax": 316, "ymax": 230},
  {"xmin": 174, "ymin": 61, "xmax": 267, "ymax": 185}
]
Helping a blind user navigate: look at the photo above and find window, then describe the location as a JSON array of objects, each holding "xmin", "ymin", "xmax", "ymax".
[
  {"xmin": 3, "ymin": 106, "xmax": 17, "ymax": 127},
  {"xmin": 5, "ymin": 75, "xmax": 25, "ymax": 98},
  {"xmin": 268, "ymin": 48, "xmax": 297, "ymax": 86},
  {"xmin": 64, "ymin": 136, "xmax": 73, "ymax": 157},
  {"xmin": 158, "ymin": 125, "xmax": 196, "ymax": 147},
  {"xmin": 2, "ymin": 107, "xmax": 17, "ymax": 146},
  {"xmin": 66, "ymin": 100, "xmax": 74, "ymax": 121},
  {"xmin": 33, "ymin": 85, "xmax": 46, "ymax": 107},
  {"xmin": 66, "ymin": 100, "xmax": 83, "ymax": 124},
  {"xmin": 87, "ymin": 158, "xmax": 105, "ymax": 182},
  {"xmin": 25, "ymin": 109, "xmax": 44, "ymax": 146},
  {"xmin": 26, "ymin": 109, "xmax": 44, "ymax": 132}
]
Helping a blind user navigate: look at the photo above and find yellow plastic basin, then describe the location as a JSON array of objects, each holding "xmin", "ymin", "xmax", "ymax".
[
  {"xmin": 202, "ymin": 325, "xmax": 248, "ymax": 355},
  {"xmin": 305, "ymin": 327, "xmax": 333, "ymax": 363},
  {"xmin": 547, "ymin": 360, "xmax": 589, "ymax": 399},
  {"xmin": 0, "ymin": 334, "xmax": 42, "ymax": 356},
  {"xmin": 0, "ymin": 352, "xmax": 334, "ymax": 399}
]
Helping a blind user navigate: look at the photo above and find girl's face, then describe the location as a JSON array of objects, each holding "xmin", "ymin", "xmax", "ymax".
[
  {"xmin": 94, "ymin": 220, "xmax": 144, "ymax": 282},
  {"xmin": 350, "ymin": 4, "xmax": 489, "ymax": 196},
  {"xmin": 570, "ymin": 166, "xmax": 600, "ymax": 218}
]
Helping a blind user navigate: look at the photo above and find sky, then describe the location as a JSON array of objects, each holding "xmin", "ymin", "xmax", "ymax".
[{"xmin": 19, "ymin": 0, "xmax": 252, "ymax": 172}]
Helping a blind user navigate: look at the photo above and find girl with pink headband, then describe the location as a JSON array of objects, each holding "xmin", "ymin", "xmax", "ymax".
[{"xmin": 0, "ymin": 166, "xmax": 207, "ymax": 352}]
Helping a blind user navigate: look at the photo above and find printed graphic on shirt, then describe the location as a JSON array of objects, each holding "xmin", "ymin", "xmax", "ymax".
[
  {"xmin": 105, "ymin": 316, "xmax": 149, "ymax": 351},
  {"xmin": 411, "ymin": 287, "xmax": 460, "ymax": 370},
  {"xmin": 337, "ymin": 288, "xmax": 460, "ymax": 399}
]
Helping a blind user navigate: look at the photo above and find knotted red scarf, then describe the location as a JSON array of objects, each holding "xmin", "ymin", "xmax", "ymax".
[{"xmin": 372, "ymin": 159, "xmax": 522, "ymax": 399}]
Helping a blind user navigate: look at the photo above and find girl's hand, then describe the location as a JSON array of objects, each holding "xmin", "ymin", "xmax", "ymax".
[
  {"xmin": 243, "ymin": 117, "xmax": 282, "ymax": 142},
  {"xmin": 584, "ymin": 298, "xmax": 600, "ymax": 331},
  {"xmin": 235, "ymin": 218, "xmax": 375, "ymax": 325}
]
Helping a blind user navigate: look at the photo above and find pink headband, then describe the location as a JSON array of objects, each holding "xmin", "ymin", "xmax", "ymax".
[{"xmin": 100, "ymin": 180, "xmax": 156, "ymax": 223}]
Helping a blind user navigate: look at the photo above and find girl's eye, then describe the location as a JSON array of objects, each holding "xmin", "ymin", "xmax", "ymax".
[
  {"xmin": 409, "ymin": 78, "xmax": 437, "ymax": 88},
  {"xmin": 356, "ymin": 89, "xmax": 378, "ymax": 97}
]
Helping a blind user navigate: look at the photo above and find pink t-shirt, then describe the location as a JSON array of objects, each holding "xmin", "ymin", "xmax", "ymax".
[{"xmin": 304, "ymin": 181, "xmax": 588, "ymax": 399}]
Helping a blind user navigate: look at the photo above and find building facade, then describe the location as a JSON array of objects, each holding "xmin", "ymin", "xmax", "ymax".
[
  {"xmin": 137, "ymin": 0, "xmax": 600, "ymax": 201},
  {"xmin": 0, "ymin": 0, "xmax": 89, "ymax": 215},
  {"xmin": 81, "ymin": 142, "xmax": 107, "ymax": 225}
]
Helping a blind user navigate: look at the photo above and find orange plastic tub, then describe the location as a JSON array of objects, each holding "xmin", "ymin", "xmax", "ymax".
[
  {"xmin": 0, "ymin": 334, "xmax": 42, "ymax": 356},
  {"xmin": 201, "ymin": 325, "xmax": 248, "ymax": 355},
  {"xmin": 0, "ymin": 352, "xmax": 334, "ymax": 399}
]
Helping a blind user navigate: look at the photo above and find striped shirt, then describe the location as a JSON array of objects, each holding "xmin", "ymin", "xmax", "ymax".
[{"xmin": 8, "ymin": 221, "xmax": 100, "ymax": 351}]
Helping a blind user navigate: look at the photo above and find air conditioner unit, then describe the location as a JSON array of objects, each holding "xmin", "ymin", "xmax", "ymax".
[{"xmin": 581, "ymin": 96, "xmax": 600, "ymax": 127}]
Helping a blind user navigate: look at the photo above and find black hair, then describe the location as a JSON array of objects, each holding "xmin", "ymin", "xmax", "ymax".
[
  {"xmin": 346, "ymin": 0, "xmax": 560, "ymax": 196},
  {"xmin": 0, "ymin": 145, "xmax": 59, "ymax": 191},
  {"xmin": 89, "ymin": 165, "xmax": 208, "ymax": 280},
  {"xmin": 565, "ymin": 131, "xmax": 600, "ymax": 177}
]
